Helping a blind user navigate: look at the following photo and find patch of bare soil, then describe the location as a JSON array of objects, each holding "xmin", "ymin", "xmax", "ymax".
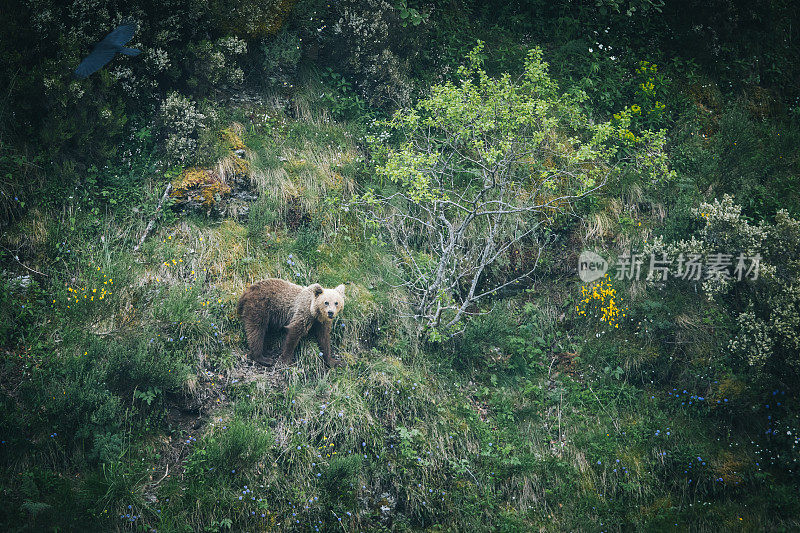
[{"xmin": 144, "ymin": 350, "xmax": 290, "ymax": 501}]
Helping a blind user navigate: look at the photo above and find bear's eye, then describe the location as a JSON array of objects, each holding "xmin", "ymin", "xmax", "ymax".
[
  {"xmin": 324, "ymin": 301, "xmax": 329, "ymax": 306},
  {"xmin": 335, "ymin": 302, "xmax": 339, "ymax": 306}
]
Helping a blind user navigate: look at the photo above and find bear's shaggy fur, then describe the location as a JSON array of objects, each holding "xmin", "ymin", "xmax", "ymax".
[{"xmin": 237, "ymin": 278, "xmax": 345, "ymax": 368}]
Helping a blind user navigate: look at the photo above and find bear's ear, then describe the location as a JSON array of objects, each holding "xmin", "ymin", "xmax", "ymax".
[
  {"xmin": 309, "ymin": 283, "xmax": 324, "ymax": 296},
  {"xmin": 335, "ymin": 284, "xmax": 345, "ymax": 297}
]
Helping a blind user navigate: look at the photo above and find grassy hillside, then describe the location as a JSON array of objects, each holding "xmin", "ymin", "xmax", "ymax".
[{"xmin": 2, "ymin": 1, "xmax": 800, "ymax": 531}]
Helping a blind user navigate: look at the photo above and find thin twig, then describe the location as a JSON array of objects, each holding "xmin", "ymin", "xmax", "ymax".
[
  {"xmin": 134, "ymin": 183, "xmax": 172, "ymax": 253},
  {"xmin": 0, "ymin": 243, "xmax": 48, "ymax": 277},
  {"xmin": 150, "ymin": 464, "xmax": 169, "ymax": 486},
  {"xmin": 588, "ymin": 385, "xmax": 620, "ymax": 432}
]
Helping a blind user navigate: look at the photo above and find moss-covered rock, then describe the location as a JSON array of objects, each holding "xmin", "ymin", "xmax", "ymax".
[
  {"xmin": 170, "ymin": 167, "xmax": 232, "ymax": 215},
  {"xmin": 170, "ymin": 124, "xmax": 257, "ymax": 217}
]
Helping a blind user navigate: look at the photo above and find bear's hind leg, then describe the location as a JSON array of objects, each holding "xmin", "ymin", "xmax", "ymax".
[{"xmin": 245, "ymin": 313, "xmax": 271, "ymax": 366}]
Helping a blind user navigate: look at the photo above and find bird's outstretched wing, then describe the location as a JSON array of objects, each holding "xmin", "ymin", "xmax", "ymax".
[
  {"xmin": 73, "ymin": 23, "xmax": 138, "ymax": 79},
  {"xmin": 102, "ymin": 23, "xmax": 136, "ymax": 47},
  {"xmin": 74, "ymin": 44, "xmax": 117, "ymax": 78}
]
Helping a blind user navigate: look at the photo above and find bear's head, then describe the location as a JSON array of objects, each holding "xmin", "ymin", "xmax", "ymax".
[{"xmin": 309, "ymin": 283, "xmax": 345, "ymax": 321}]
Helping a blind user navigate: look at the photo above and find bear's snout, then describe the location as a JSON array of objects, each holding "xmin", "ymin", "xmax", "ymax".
[{"xmin": 327, "ymin": 310, "xmax": 334, "ymax": 318}]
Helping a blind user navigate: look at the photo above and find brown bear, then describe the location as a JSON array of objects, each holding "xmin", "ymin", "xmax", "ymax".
[{"xmin": 237, "ymin": 278, "xmax": 346, "ymax": 368}]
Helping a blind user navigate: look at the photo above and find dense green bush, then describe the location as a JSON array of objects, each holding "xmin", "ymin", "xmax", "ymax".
[
  {"xmin": 14, "ymin": 334, "xmax": 189, "ymax": 461},
  {"xmin": 309, "ymin": 0, "xmax": 428, "ymax": 107},
  {"xmin": 261, "ymin": 30, "xmax": 302, "ymax": 89}
]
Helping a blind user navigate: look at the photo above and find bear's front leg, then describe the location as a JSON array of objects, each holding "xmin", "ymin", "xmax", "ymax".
[
  {"xmin": 312, "ymin": 322, "xmax": 342, "ymax": 368},
  {"xmin": 277, "ymin": 320, "xmax": 305, "ymax": 366}
]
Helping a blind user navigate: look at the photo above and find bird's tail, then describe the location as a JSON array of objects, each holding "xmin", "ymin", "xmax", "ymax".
[{"xmin": 120, "ymin": 47, "xmax": 141, "ymax": 56}]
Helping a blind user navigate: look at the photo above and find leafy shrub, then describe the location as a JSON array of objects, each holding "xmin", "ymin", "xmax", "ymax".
[
  {"xmin": 209, "ymin": 0, "xmax": 297, "ymax": 39},
  {"xmin": 687, "ymin": 102, "xmax": 800, "ymax": 219},
  {"xmin": 261, "ymin": 30, "xmax": 302, "ymax": 88},
  {"xmin": 320, "ymin": 68, "xmax": 370, "ymax": 121},
  {"xmin": 16, "ymin": 333, "xmax": 189, "ymax": 464},
  {"xmin": 187, "ymin": 37, "xmax": 247, "ymax": 91},
  {"xmin": 313, "ymin": 0, "xmax": 427, "ymax": 107}
]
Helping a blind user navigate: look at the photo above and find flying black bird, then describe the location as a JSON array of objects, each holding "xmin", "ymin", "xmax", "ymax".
[{"xmin": 73, "ymin": 23, "xmax": 140, "ymax": 79}]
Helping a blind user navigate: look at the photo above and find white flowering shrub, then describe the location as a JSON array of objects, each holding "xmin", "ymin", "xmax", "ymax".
[
  {"xmin": 158, "ymin": 92, "xmax": 207, "ymax": 162},
  {"xmin": 728, "ymin": 306, "xmax": 774, "ymax": 367},
  {"xmin": 647, "ymin": 195, "xmax": 800, "ymax": 373}
]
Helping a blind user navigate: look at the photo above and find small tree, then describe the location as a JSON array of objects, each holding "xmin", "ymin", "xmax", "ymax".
[{"xmin": 361, "ymin": 43, "xmax": 669, "ymax": 338}]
